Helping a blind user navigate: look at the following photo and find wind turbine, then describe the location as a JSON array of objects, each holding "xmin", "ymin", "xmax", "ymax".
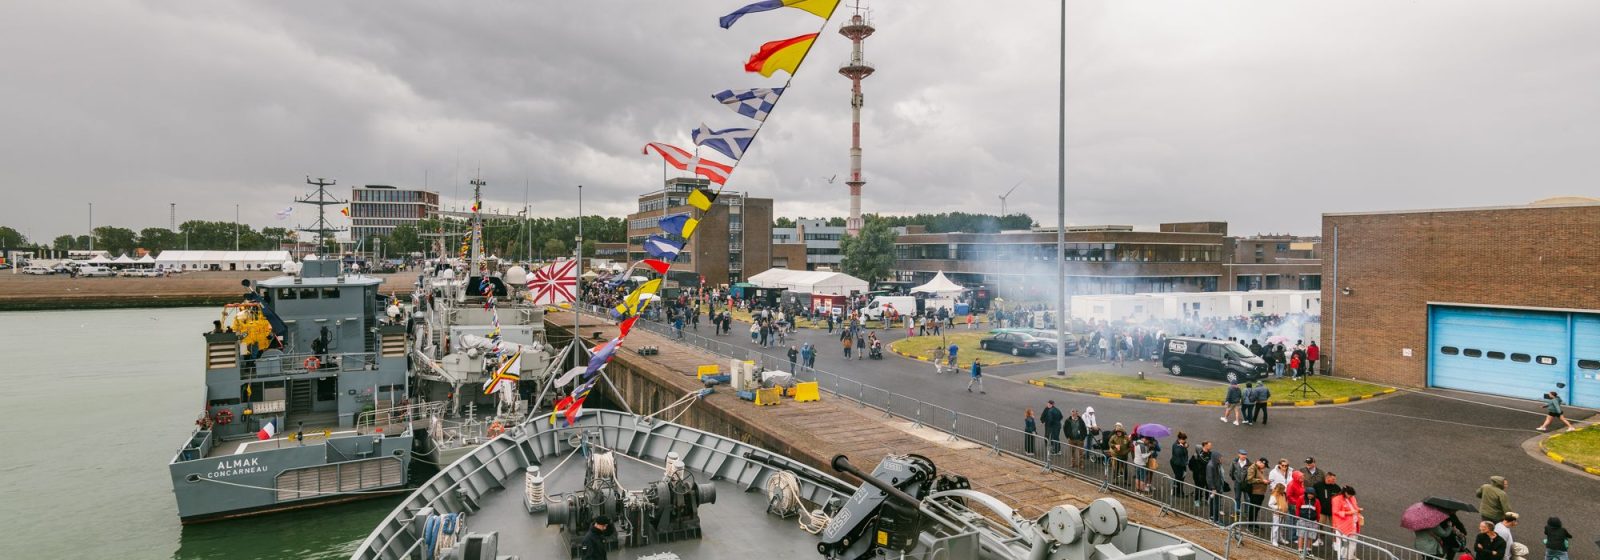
[{"xmin": 998, "ymin": 180, "xmax": 1022, "ymax": 217}]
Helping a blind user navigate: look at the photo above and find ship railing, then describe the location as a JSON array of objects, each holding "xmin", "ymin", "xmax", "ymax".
[
  {"xmin": 577, "ymin": 306, "xmax": 1444, "ymax": 560},
  {"xmin": 241, "ymin": 350, "xmax": 380, "ymax": 379},
  {"xmin": 356, "ymin": 401, "xmax": 448, "ymax": 435}
]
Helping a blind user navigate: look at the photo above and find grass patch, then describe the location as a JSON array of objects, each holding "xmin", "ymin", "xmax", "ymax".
[
  {"xmin": 1545, "ymin": 427, "xmax": 1600, "ymax": 468},
  {"xmin": 890, "ymin": 332, "xmax": 1030, "ymax": 367},
  {"xmin": 1032, "ymin": 372, "xmax": 1392, "ymax": 404}
]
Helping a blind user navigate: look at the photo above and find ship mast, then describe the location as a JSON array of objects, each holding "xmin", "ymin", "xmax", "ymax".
[
  {"xmin": 469, "ymin": 176, "xmax": 485, "ymax": 273},
  {"xmin": 297, "ymin": 177, "xmax": 347, "ymax": 257}
]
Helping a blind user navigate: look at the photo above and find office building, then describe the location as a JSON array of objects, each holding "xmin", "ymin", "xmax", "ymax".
[
  {"xmin": 625, "ymin": 178, "xmax": 775, "ymax": 288},
  {"xmin": 771, "ymin": 218, "xmax": 846, "ymax": 270},
  {"xmin": 349, "ymin": 185, "xmax": 440, "ymax": 242}
]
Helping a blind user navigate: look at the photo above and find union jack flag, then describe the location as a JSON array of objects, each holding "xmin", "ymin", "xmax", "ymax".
[{"xmin": 527, "ymin": 259, "xmax": 577, "ymax": 305}]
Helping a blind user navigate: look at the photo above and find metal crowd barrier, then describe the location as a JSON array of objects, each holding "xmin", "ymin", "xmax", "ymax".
[{"xmin": 572, "ymin": 305, "xmax": 1442, "ymax": 560}]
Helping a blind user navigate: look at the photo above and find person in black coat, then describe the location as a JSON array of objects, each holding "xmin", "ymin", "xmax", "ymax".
[
  {"xmin": 1065, "ymin": 409, "xmax": 1087, "ymax": 467},
  {"xmin": 578, "ymin": 516, "xmax": 616, "ymax": 560},
  {"xmin": 1169, "ymin": 432, "xmax": 1191, "ymax": 497},
  {"xmin": 1040, "ymin": 401, "xmax": 1065, "ymax": 456}
]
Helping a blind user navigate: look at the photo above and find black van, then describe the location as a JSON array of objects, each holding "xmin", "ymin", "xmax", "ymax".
[{"xmin": 1160, "ymin": 337, "xmax": 1268, "ymax": 383}]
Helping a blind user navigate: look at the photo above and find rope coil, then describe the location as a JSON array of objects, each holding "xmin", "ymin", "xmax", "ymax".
[{"xmin": 765, "ymin": 470, "xmax": 830, "ymax": 534}]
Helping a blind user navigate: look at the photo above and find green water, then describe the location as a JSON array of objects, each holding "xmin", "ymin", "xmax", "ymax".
[{"xmin": 0, "ymin": 308, "xmax": 394, "ymax": 559}]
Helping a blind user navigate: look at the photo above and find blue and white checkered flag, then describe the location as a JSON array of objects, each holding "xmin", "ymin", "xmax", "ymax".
[
  {"xmin": 692, "ymin": 123, "xmax": 755, "ymax": 161},
  {"xmin": 712, "ymin": 87, "xmax": 784, "ymax": 122}
]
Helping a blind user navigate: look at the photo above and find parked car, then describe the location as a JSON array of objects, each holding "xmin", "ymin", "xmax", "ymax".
[
  {"xmin": 1159, "ymin": 336, "xmax": 1268, "ymax": 383},
  {"xmin": 21, "ymin": 265, "xmax": 54, "ymax": 275},
  {"xmin": 988, "ymin": 328, "xmax": 1078, "ymax": 355},
  {"xmin": 77, "ymin": 265, "xmax": 116, "ymax": 277},
  {"xmin": 979, "ymin": 332, "xmax": 1046, "ymax": 357}
]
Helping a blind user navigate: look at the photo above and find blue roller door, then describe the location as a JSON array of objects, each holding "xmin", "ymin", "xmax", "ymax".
[
  {"xmin": 1571, "ymin": 315, "xmax": 1600, "ymax": 408},
  {"xmin": 1429, "ymin": 306, "xmax": 1570, "ymax": 403}
]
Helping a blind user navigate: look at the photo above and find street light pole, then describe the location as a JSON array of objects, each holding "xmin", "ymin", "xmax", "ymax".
[
  {"xmin": 575, "ymin": 185, "xmax": 583, "ymax": 343},
  {"xmin": 1054, "ymin": 0, "xmax": 1067, "ymax": 377},
  {"xmin": 88, "ymin": 202, "xmax": 94, "ymax": 252}
]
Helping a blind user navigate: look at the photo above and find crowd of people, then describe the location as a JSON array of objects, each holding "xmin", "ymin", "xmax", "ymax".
[{"xmin": 1015, "ymin": 398, "xmax": 1561, "ymax": 560}]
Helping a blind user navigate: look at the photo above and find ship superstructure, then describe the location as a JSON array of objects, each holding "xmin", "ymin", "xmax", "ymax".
[{"xmin": 169, "ymin": 259, "xmax": 424, "ymax": 523}]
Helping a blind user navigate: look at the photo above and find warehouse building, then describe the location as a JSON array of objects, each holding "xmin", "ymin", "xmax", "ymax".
[{"xmin": 1321, "ymin": 198, "xmax": 1600, "ymax": 407}]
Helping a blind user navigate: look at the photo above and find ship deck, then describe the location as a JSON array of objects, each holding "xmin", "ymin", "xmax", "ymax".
[
  {"xmin": 207, "ymin": 412, "xmax": 359, "ymax": 457},
  {"xmin": 477, "ymin": 451, "xmax": 824, "ymax": 559}
]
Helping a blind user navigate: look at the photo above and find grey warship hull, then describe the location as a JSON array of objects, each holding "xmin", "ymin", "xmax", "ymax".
[{"xmin": 353, "ymin": 409, "xmax": 1225, "ymax": 560}]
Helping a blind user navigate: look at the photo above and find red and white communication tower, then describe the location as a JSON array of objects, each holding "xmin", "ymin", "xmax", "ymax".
[{"xmin": 838, "ymin": 4, "xmax": 875, "ymax": 236}]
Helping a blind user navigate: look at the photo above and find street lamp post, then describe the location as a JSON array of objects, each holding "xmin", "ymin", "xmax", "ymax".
[{"xmin": 1054, "ymin": 0, "xmax": 1068, "ymax": 377}]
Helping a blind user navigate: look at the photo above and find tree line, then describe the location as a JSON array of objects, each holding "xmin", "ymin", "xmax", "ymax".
[
  {"xmin": 374, "ymin": 215, "xmax": 626, "ymax": 260},
  {"xmin": 0, "ymin": 222, "xmax": 294, "ymax": 255}
]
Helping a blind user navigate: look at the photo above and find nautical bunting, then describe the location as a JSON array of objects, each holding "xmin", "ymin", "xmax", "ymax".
[
  {"xmin": 640, "ymin": 259, "xmax": 671, "ymax": 274},
  {"xmin": 744, "ymin": 33, "xmax": 818, "ymax": 78},
  {"xmin": 686, "ymin": 188, "xmax": 718, "ymax": 211},
  {"xmin": 482, "ymin": 350, "xmax": 522, "ymax": 395},
  {"xmin": 712, "ymin": 87, "xmax": 784, "ymax": 122},
  {"xmin": 658, "ymin": 214, "xmax": 700, "ymax": 240},
  {"xmin": 692, "ymin": 123, "xmax": 755, "ymax": 161},
  {"xmin": 643, "ymin": 235, "xmax": 684, "ymax": 259},
  {"xmin": 527, "ymin": 258, "xmax": 578, "ymax": 304},
  {"xmin": 643, "ymin": 143, "xmax": 734, "ymax": 184},
  {"xmin": 719, "ymin": 0, "xmax": 839, "ymax": 29}
]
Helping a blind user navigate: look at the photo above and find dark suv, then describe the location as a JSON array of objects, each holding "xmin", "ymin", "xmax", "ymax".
[{"xmin": 1160, "ymin": 337, "xmax": 1267, "ymax": 383}]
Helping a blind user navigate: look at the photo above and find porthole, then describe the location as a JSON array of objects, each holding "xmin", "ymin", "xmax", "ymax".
[
  {"xmin": 1486, "ymin": 351, "xmax": 1506, "ymax": 360},
  {"xmin": 1440, "ymin": 346, "xmax": 1460, "ymax": 355},
  {"xmin": 1462, "ymin": 349, "xmax": 1482, "ymax": 358},
  {"xmin": 1536, "ymin": 355, "xmax": 1558, "ymax": 366},
  {"xmin": 1578, "ymin": 359, "xmax": 1600, "ymax": 370},
  {"xmin": 1510, "ymin": 354, "xmax": 1531, "ymax": 363},
  {"xmin": 186, "ymin": 474, "xmax": 201, "ymax": 483}
]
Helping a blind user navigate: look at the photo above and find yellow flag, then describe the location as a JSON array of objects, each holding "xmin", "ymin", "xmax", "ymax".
[
  {"xmin": 784, "ymin": 0, "xmax": 838, "ymax": 19},
  {"xmin": 687, "ymin": 188, "xmax": 715, "ymax": 211},
  {"xmin": 681, "ymin": 218, "xmax": 700, "ymax": 239}
]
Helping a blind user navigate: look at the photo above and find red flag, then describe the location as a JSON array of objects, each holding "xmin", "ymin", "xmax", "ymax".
[
  {"xmin": 526, "ymin": 259, "xmax": 578, "ymax": 304},
  {"xmin": 643, "ymin": 143, "xmax": 733, "ymax": 185},
  {"xmin": 641, "ymin": 259, "xmax": 671, "ymax": 274},
  {"xmin": 619, "ymin": 316, "xmax": 639, "ymax": 337}
]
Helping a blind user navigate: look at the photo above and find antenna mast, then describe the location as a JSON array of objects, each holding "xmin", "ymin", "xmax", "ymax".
[{"xmin": 296, "ymin": 177, "xmax": 347, "ymax": 256}]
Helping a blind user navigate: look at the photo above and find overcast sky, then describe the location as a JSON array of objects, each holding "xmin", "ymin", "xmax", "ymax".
[{"xmin": 4, "ymin": 0, "xmax": 1599, "ymax": 241}]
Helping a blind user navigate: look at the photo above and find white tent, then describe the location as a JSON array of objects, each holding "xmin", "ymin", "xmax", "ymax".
[
  {"xmin": 112, "ymin": 255, "xmax": 137, "ymax": 266},
  {"xmin": 910, "ymin": 271, "xmax": 964, "ymax": 294},
  {"xmin": 86, "ymin": 255, "xmax": 112, "ymax": 265},
  {"xmin": 746, "ymin": 268, "xmax": 868, "ymax": 296},
  {"xmin": 154, "ymin": 250, "xmax": 292, "ymax": 271},
  {"xmin": 136, "ymin": 254, "xmax": 156, "ymax": 264}
]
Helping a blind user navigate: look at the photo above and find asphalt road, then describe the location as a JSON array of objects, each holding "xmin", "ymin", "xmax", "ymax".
[{"xmin": 700, "ymin": 318, "xmax": 1599, "ymax": 556}]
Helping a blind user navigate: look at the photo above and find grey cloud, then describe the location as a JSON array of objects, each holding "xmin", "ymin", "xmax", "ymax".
[{"xmin": 3, "ymin": 0, "xmax": 1599, "ymax": 241}]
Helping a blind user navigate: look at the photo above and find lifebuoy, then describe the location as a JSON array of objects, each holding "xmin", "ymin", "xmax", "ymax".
[
  {"xmin": 303, "ymin": 356, "xmax": 321, "ymax": 371},
  {"xmin": 214, "ymin": 409, "xmax": 234, "ymax": 426},
  {"xmin": 487, "ymin": 422, "xmax": 505, "ymax": 438}
]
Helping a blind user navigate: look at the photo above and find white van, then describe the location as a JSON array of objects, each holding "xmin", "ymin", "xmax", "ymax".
[
  {"xmin": 21, "ymin": 265, "xmax": 53, "ymax": 275},
  {"xmin": 77, "ymin": 265, "xmax": 116, "ymax": 277},
  {"xmin": 860, "ymin": 296, "xmax": 917, "ymax": 321}
]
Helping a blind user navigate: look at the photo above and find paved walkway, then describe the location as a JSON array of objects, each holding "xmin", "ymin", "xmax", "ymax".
[{"xmin": 705, "ymin": 315, "xmax": 1599, "ymax": 554}]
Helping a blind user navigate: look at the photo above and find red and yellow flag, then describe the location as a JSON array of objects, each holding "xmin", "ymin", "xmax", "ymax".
[{"xmin": 744, "ymin": 33, "xmax": 818, "ymax": 77}]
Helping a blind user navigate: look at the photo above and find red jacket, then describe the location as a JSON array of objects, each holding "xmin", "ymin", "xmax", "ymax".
[
  {"xmin": 1307, "ymin": 344, "xmax": 1319, "ymax": 361},
  {"xmin": 1287, "ymin": 471, "xmax": 1305, "ymax": 510}
]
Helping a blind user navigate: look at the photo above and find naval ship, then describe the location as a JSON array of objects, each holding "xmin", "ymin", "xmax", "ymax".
[
  {"xmin": 352, "ymin": 409, "xmax": 1225, "ymax": 560},
  {"xmin": 169, "ymin": 258, "xmax": 426, "ymax": 523}
]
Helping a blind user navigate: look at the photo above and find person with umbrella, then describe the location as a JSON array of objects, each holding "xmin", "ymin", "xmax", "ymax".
[{"xmin": 1404, "ymin": 501, "xmax": 1456, "ymax": 558}]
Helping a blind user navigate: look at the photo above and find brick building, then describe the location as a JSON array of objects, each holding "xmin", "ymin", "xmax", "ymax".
[
  {"xmin": 624, "ymin": 178, "xmax": 776, "ymax": 288},
  {"xmin": 348, "ymin": 185, "xmax": 440, "ymax": 242},
  {"xmin": 1321, "ymin": 199, "xmax": 1600, "ymax": 406}
]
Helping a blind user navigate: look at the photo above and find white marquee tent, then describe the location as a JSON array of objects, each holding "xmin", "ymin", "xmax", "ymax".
[
  {"xmin": 910, "ymin": 271, "xmax": 964, "ymax": 294},
  {"xmin": 746, "ymin": 268, "xmax": 868, "ymax": 296},
  {"xmin": 154, "ymin": 250, "xmax": 292, "ymax": 271}
]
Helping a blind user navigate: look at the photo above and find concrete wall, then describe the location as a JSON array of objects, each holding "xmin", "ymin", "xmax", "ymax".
[{"xmin": 1320, "ymin": 204, "xmax": 1600, "ymax": 387}]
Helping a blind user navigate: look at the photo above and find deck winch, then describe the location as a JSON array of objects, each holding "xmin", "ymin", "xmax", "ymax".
[{"xmin": 544, "ymin": 449, "xmax": 715, "ymax": 558}]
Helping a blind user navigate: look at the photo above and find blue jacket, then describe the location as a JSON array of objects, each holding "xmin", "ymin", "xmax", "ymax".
[
  {"xmin": 1225, "ymin": 385, "xmax": 1243, "ymax": 404},
  {"xmin": 970, "ymin": 363, "xmax": 983, "ymax": 378}
]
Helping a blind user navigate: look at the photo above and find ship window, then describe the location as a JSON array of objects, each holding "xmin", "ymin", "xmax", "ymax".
[
  {"xmin": 321, "ymin": 287, "xmax": 340, "ymax": 299},
  {"xmin": 1462, "ymin": 349, "xmax": 1482, "ymax": 358},
  {"xmin": 1536, "ymin": 355, "xmax": 1558, "ymax": 366},
  {"xmin": 279, "ymin": 288, "xmax": 298, "ymax": 300},
  {"xmin": 1440, "ymin": 346, "xmax": 1459, "ymax": 355},
  {"xmin": 1578, "ymin": 359, "xmax": 1600, "ymax": 370},
  {"xmin": 316, "ymin": 377, "xmax": 337, "ymax": 401},
  {"xmin": 1486, "ymin": 351, "xmax": 1505, "ymax": 360},
  {"xmin": 1510, "ymin": 353, "xmax": 1531, "ymax": 363},
  {"xmin": 299, "ymin": 288, "xmax": 320, "ymax": 300}
]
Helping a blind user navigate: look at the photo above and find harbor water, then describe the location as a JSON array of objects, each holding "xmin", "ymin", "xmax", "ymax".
[{"xmin": 0, "ymin": 307, "xmax": 392, "ymax": 559}]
